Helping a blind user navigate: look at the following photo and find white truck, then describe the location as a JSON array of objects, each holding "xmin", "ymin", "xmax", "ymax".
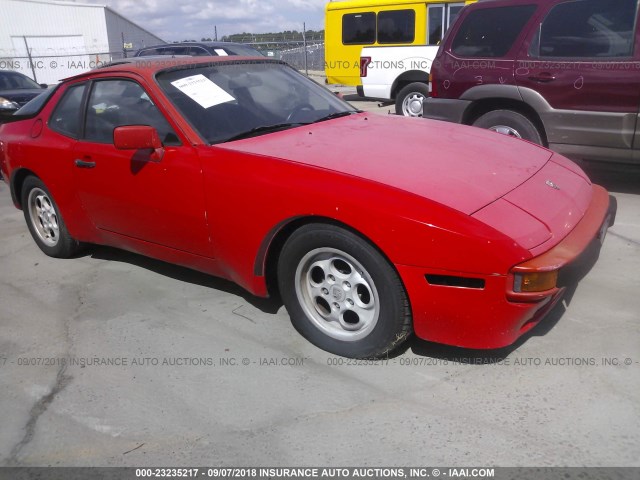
[{"xmin": 358, "ymin": 45, "xmax": 439, "ymax": 117}]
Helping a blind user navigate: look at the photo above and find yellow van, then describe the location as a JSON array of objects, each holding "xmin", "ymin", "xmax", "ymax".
[{"xmin": 325, "ymin": 0, "xmax": 476, "ymax": 86}]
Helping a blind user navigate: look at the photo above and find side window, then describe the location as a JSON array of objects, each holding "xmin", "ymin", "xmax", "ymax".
[
  {"xmin": 377, "ymin": 9, "xmax": 415, "ymax": 44},
  {"xmin": 451, "ymin": 5, "xmax": 537, "ymax": 57},
  {"xmin": 49, "ymin": 83, "xmax": 86, "ymax": 138},
  {"xmin": 342, "ymin": 12, "xmax": 376, "ymax": 44},
  {"xmin": 537, "ymin": 0, "xmax": 637, "ymax": 58},
  {"xmin": 166, "ymin": 46, "xmax": 191, "ymax": 56},
  {"xmin": 138, "ymin": 48, "xmax": 159, "ymax": 56},
  {"xmin": 190, "ymin": 46, "xmax": 212, "ymax": 56},
  {"xmin": 84, "ymin": 79, "xmax": 180, "ymax": 145}
]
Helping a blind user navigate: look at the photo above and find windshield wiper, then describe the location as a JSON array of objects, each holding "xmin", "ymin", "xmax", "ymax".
[
  {"xmin": 312, "ymin": 111, "xmax": 359, "ymax": 123},
  {"xmin": 222, "ymin": 123, "xmax": 308, "ymax": 143}
]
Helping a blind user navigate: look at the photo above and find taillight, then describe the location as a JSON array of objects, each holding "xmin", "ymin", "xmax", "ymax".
[
  {"xmin": 430, "ymin": 71, "xmax": 438, "ymax": 98},
  {"xmin": 360, "ymin": 56, "xmax": 371, "ymax": 78}
]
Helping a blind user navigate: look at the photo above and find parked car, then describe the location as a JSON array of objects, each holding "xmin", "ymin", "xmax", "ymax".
[
  {"xmin": 0, "ymin": 70, "xmax": 48, "ymax": 120},
  {"xmin": 0, "ymin": 57, "xmax": 615, "ymax": 358},
  {"xmin": 134, "ymin": 41, "xmax": 263, "ymax": 58},
  {"xmin": 424, "ymin": 0, "xmax": 640, "ymax": 164}
]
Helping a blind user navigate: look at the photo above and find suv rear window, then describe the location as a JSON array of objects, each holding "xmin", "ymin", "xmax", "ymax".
[
  {"xmin": 451, "ymin": 5, "xmax": 537, "ymax": 57},
  {"xmin": 536, "ymin": 0, "xmax": 637, "ymax": 58}
]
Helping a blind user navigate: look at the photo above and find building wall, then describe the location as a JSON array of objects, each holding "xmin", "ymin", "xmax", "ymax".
[
  {"xmin": 105, "ymin": 8, "xmax": 165, "ymax": 58},
  {"xmin": 0, "ymin": 0, "xmax": 164, "ymax": 83}
]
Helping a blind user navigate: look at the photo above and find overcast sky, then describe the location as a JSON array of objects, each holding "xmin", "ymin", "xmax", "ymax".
[{"xmin": 85, "ymin": 0, "xmax": 328, "ymax": 41}]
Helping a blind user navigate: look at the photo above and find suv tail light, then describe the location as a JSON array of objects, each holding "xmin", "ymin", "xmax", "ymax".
[
  {"xmin": 430, "ymin": 72, "xmax": 438, "ymax": 98},
  {"xmin": 360, "ymin": 56, "xmax": 371, "ymax": 78}
]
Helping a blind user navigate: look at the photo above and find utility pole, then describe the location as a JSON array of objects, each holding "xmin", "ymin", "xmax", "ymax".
[
  {"xmin": 214, "ymin": 26, "xmax": 218, "ymax": 41},
  {"xmin": 303, "ymin": 22, "xmax": 308, "ymax": 76}
]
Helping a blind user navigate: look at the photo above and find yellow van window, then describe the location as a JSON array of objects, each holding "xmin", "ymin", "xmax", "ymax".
[
  {"xmin": 342, "ymin": 12, "xmax": 376, "ymax": 44},
  {"xmin": 378, "ymin": 10, "xmax": 416, "ymax": 44}
]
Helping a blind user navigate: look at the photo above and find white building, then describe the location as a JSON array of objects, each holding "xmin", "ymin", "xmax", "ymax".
[{"xmin": 0, "ymin": 0, "xmax": 165, "ymax": 84}]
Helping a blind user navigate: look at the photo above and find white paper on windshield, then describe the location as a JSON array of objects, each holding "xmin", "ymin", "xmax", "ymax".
[
  {"xmin": 171, "ymin": 74, "xmax": 235, "ymax": 109},
  {"xmin": 214, "ymin": 49, "xmax": 229, "ymax": 56}
]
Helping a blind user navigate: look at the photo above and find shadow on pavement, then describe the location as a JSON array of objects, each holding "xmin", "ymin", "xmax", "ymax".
[
  {"xmin": 573, "ymin": 161, "xmax": 640, "ymax": 195},
  {"xmin": 85, "ymin": 245, "xmax": 283, "ymax": 314}
]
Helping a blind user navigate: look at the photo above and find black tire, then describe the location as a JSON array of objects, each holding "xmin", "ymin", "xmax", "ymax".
[
  {"xmin": 277, "ymin": 224, "xmax": 412, "ymax": 358},
  {"xmin": 472, "ymin": 109, "xmax": 543, "ymax": 145},
  {"xmin": 21, "ymin": 176, "xmax": 79, "ymax": 258},
  {"xmin": 395, "ymin": 82, "xmax": 430, "ymax": 117}
]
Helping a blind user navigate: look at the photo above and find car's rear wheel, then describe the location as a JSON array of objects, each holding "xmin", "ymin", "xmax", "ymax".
[
  {"xmin": 22, "ymin": 176, "xmax": 79, "ymax": 258},
  {"xmin": 277, "ymin": 224, "xmax": 412, "ymax": 358},
  {"xmin": 472, "ymin": 110, "xmax": 543, "ymax": 145},
  {"xmin": 395, "ymin": 82, "xmax": 430, "ymax": 117}
]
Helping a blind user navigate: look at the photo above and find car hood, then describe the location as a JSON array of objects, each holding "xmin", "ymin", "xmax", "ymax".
[{"xmin": 221, "ymin": 113, "xmax": 553, "ymax": 215}]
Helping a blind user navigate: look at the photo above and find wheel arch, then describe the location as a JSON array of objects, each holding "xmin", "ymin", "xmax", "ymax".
[
  {"xmin": 391, "ymin": 71, "xmax": 430, "ymax": 99},
  {"xmin": 462, "ymin": 98, "xmax": 548, "ymax": 146},
  {"xmin": 9, "ymin": 167, "xmax": 40, "ymax": 209},
  {"xmin": 256, "ymin": 215, "xmax": 408, "ymax": 302}
]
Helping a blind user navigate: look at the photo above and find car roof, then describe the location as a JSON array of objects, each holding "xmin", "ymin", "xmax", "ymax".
[
  {"xmin": 63, "ymin": 56, "xmax": 280, "ymax": 82},
  {"xmin": 0, "ymin": 69, "xmax": 33, "ymax": 78},
  {"xmin": 139, "ymin": 41, "xmax": 253, "ymax": 50}
]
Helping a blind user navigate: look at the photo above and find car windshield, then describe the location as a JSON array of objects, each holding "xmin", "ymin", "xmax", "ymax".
[
  {"xmin": 0, "ymin": 71, "xmax": 41, "ymax": 90},
  {"xmin": 156, "ymin": 61, "xmax": 357, "ymax": 144}
]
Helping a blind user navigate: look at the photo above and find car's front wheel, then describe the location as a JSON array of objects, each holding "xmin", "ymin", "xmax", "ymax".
[
  {"xmin": 277, "ymin": 224, "xmax": 412, "ymax": 358},
  {"xmin": 472, "ymin": 109, "xmax": 543, "ymax": 145},
  {"xmin": 21, "ymin": 176, "xmax": 79, "ymax": 258}
]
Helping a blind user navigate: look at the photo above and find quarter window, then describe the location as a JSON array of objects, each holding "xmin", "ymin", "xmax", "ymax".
[
  {"xmin": 537, "ymin": 0, "xmax": 637, "ymax": 58},
  {"xmin": 342, "ymin": 12, "xmax": 376, "ymax": 44},
  {"xmin": 452, "ymin": 5, "xmax": 537, "ymax": 57},
  {"xmin": 378, "ymin": 10, "xmax": 415, "ymax": 44},
  {"xmin": 84, "ymin": 79, "xmax": 179, "ymax": 145},
  {"xmin": 49, "ymin": 83, "xmax": 86, "ymax": 138}
]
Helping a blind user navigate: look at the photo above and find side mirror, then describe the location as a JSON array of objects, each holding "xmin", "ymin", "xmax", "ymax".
[
  {"xmin": 114, "ymin": 125, "xmax": 162, "ymax": 149},
  {"xmin": 40, "ymin": 84, "xmax": 48, "ymax": 89},
  {"xmin": 114, "ymin": 125, "xmax": 164, "ymax": 161}
]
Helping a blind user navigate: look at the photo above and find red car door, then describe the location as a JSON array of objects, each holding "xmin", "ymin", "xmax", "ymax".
[
  {"xmin": 514, "ymin": 0, "xmax": 640, "ymax": 161},
  {"xmin": 73, "ymin": 77, "xmax": 210, "ymax": 256}
]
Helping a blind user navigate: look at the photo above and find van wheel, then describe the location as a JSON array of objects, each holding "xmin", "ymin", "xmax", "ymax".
[
  {"xmin": 277, "ymin": 224, "xmax": 412, "ymax": 358},
  {"xmin": 395, "ymin": 82, "xmax": 430, "ymax": 117},
  {"xmin": 21, "ymin": 176, "xmax": 80, "ymax": 258},
  {"xmin": 473, "ymin": 110, "xmax": 543, "ymax": 145}
]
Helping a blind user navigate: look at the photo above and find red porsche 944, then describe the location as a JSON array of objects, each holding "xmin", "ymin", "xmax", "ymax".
[{"xmin": 0, "ymin": 58, "xmax": 615, "ymax": 358}]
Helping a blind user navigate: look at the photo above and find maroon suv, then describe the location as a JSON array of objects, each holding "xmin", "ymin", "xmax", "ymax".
[{"xmin": 424, "ymin": 0, "xmax": 640, "ymax": 164}]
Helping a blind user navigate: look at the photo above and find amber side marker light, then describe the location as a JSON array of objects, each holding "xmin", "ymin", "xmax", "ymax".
[{"xmin": 514, "ymin": 270, "xmax": 558, "ymax": 293}]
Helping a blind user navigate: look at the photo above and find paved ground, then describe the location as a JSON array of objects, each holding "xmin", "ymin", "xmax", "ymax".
[{"xmin": 0, "ymin": 96, "xmax": 639, "ymax": 467}]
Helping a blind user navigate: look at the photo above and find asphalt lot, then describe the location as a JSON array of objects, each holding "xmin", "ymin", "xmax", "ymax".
[{"xmin": 0, "ymin": 95, "xmax": 639, "ymax": 468}]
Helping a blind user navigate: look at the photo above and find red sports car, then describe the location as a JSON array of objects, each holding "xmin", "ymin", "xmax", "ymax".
[{"xmin": 0, "ymin": 58, "xmax": 615, "ymax": 358}]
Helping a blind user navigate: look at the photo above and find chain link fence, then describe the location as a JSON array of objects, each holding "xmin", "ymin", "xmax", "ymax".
[{"xmin": 0, "ymin": 39, "xmax": 325, "ymax": 85}]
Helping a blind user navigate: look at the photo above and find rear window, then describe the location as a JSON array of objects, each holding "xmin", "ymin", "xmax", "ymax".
[
  {"xmin": 342, "ymin": 12, "xmax": 376, "ymax": 44},
  {"xmin": 535, "ymin": 0, "xmax": 637, "ymax": 58},
  {"xmin": 452, "ymin": 5, "xmax": 537, "ymax": 57},
  {"xmin": 377, "ymin": 10, "xmax": 415, "ymax": 44},
  {"xmin": 14, "ymin": 87, "xmax": 56, "ymax": 116}
]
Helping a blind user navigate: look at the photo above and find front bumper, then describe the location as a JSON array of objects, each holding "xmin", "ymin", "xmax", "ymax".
[{"xmin": 399, "ymin": 184, "xmax": 615, "ymax": 349}]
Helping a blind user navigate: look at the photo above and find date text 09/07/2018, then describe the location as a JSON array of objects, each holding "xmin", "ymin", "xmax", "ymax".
[{"xmin": 134, "ymin": 467, "xmax": 496, "ymax": 478}]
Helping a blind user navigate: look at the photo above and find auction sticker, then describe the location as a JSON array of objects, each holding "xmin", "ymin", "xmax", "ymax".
[{"xmin": 171, "ymin": 74, "xmax": 235, "ymax": 108}]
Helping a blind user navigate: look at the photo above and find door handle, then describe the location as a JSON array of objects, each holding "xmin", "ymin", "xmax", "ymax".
[
  {"xmin": 74, "ymin": 159, "xmax": 96, "ymax": 169},
  {"xmin": 528, "ymin": 72, "xmax": 556, "ymax": 83}
]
